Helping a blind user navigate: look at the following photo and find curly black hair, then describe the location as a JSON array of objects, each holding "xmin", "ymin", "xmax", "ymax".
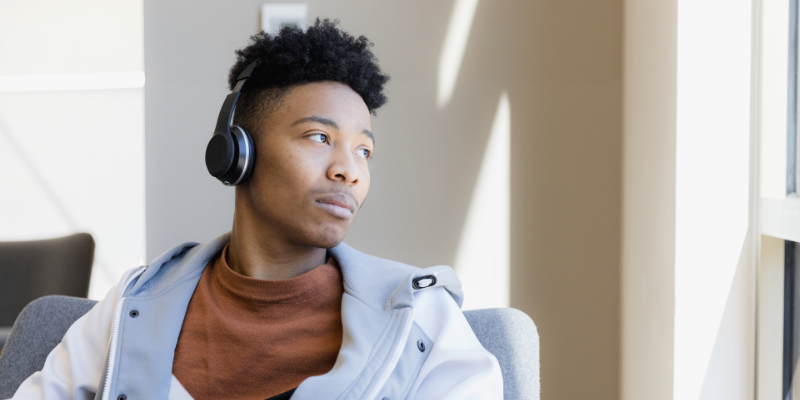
[{"xmin": 229, "ymin": 19, "xmax": 389, "ymax": 133}]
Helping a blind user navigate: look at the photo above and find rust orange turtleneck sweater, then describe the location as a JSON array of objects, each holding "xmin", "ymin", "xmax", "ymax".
[{"xmin": 172, "ymin": 244, "xmax": 344, "ymax": 400}]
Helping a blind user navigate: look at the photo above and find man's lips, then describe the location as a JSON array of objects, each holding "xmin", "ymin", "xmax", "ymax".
[{"xmin": 314, "ymin": 192, "xmax": 357, "ymax": 219}]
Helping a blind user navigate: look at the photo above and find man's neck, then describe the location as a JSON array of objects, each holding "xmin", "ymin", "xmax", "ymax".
[{"xmin": 227, "ymin": 211, "xmax": 327, "ymax": 281}]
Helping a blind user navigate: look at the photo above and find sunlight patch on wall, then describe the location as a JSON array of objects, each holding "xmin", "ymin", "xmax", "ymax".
[
  {"xmin": 454, "ymin": 92, "xmax": 510, "ymax": 310},
  {"xmin": 673, "ymin": 0, "xmax": 752, "ymax": 398},
  {"xmin": 437, "ymin": 0, "xmax": 479, "ymax": 109}
]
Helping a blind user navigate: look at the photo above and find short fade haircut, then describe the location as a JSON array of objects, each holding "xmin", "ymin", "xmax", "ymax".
[{"xmin": 228, "ymin": 18, "xmax": 390, "ymax": 133}]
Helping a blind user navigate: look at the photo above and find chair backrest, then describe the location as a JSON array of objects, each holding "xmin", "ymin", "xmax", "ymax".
[
  {"xmin": 0, "ymin": 233, "xmax": 94, "ymax": 327},
  {"xmin": 0, "ymin": 296, "xmax": 97, "ymax": 399},
  {"xmin": 0, "ymin": 297, "xmax": 541, "ymax": 400},
  {"xmin": 464, "ymin": 308, "xmax": 540, "ymax": 400}
]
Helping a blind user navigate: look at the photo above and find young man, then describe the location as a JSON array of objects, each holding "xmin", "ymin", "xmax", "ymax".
[{"xmin": 8, "ymin": 20, "xmax": 502, "ymax": 400}]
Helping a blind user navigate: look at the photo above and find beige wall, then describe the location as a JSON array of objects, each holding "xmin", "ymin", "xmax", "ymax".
[
  {"xmin": 144, "ymin": 1, "xmax": 623, "ymax": 399},
  {"xmin": 507, "ymin": 1, "xmax": 622, "ymax": 399},
  {"xmin": 621, "ymin": 0, "xmax": 677, "ymax": 399}
]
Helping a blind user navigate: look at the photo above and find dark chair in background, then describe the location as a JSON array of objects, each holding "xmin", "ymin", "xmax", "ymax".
[
  {"xmin": 0, "ymin": 296, "xmax": 540, "ymax": 400},
  {"xmin": 0, "ymin": 233, "xmax": 94, "ymax": 349}
]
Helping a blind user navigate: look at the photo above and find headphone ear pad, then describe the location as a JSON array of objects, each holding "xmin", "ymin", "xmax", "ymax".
[
  {"xmin": 205, "ymin": 132, "xmax": 235, "ymax": 178},
  {"xmin": 230, "ymin": 125, "xmax": 256, "ymax": 185}
]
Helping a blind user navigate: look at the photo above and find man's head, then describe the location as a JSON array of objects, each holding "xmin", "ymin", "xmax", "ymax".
[{"xmin": 229, "ymin": 19, "xmax": 389, "ymax": 250}]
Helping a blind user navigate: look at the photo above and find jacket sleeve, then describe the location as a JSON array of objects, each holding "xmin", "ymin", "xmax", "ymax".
[
  {"xmin": 406, "ymin": 287, "xmax": 504, "ymax": 400},
  {"xmin": 8, "ymin": 268, "xmax": 142, "ymax": 400}
]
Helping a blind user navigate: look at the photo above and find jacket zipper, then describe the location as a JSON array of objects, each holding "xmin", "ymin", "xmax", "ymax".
[
  {"xmin": 101, "ymin": 297, "xmax": 125, "ymax": 400},
  {"xmin": 364, "ymin": 308, "xmax": 416, "ymax": 400},
  {"xmin": 100, "ymin": 267, "xmax": 144, "ymax": 400}
]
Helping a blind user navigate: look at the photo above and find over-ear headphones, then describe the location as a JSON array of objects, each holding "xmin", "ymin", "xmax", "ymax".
[{"xmin": 205, "ymin": 59, "xmax": 259, "ymax": 186}]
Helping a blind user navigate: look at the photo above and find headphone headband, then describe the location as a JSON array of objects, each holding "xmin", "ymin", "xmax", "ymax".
[{"xmin": 213, "ymin": 59, "xmax": 259, "ymax": 140}]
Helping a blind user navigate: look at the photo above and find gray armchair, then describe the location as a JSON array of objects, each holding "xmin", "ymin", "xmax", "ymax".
[
  {"xmin": 0, "ymin": 296, "xmax": 540, "ymax": 399},
  {"xmin": 0, "ymin": 233, "xmax": 94, "ymax": 349}
]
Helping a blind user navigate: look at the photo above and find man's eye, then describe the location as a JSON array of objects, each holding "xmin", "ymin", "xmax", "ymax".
[
  {"xmin": 308, "ymin": 133, "xmax": 328, "ymax": 143},
  {"xmin": 357, "ymin": 148, "xmax": 372, "ymax": 160}
]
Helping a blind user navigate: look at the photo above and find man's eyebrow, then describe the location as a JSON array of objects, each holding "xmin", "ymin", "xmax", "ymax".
[
  {"xmin": 361, "ymin": 129, "xmax": 374, "ymax": 143},
  {"xmin": 292, "ymin": 116, "xmax": 339, "ymax": 130}
]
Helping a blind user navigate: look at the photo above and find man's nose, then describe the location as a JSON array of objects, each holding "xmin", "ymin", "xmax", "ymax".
[{"xmin": 327, "ymin": 145, "xmax": 359, "ymax": 185}]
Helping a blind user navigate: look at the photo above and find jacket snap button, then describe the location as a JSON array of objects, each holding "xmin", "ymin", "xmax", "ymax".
[
  {"xmin": 417, "ymin": 340, "xmax": 425, "ymax": 352},
  {"xmin": 117, "ymin": 395, "xmax": 127, "ymax": 400},
  {"xmin": 129, "ymin": 310, "xmax": 139, "ymax": 318},
  {"xmin": 412, "ymin": 275, "xmax": 437, "ymax": 290}
]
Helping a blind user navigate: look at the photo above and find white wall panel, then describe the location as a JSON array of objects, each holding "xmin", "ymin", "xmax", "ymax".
[{"xmin": 0, "ymin": 0, "xmax": 145, "ymax": 299}]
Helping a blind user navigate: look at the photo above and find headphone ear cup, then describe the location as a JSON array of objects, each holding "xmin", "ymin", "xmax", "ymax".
[
  {"xmin": 229, "ymin": 125, "xmax": 255, "ymax": 185},
  {"xmin": 205, "ymin": 132, "xmax": 236, "ymax": 179}
]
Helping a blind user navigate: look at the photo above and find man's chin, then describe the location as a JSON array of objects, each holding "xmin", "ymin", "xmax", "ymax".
[
  {"xmin": 293, "ymin": 224, "xmax": 349, "ymax": 249},
  {"xmin": 309, "ymin": 236, "xmax": 345, "ymax": 250}
]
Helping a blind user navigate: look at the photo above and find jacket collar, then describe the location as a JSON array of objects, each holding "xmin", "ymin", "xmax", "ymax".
[{"xmin": 131, "ymin": 232, "xmax": 427, "ymax": 311}]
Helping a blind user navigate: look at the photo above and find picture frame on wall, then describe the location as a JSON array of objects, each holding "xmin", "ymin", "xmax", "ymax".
[{"xmin": 261, "ymin": 3, "xmax": 308, "ymax": 34}]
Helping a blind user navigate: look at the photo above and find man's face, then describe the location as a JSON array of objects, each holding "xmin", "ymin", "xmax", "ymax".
[{"xmin": 240, "ymin": 81, "xmax": 373, "ymax": 249}]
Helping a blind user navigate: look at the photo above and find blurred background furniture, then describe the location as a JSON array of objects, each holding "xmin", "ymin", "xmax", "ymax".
[
  {"xmin": 0, "ymin": 296, "xmax": 540, "ymax": 400},
  {"xmin": 0, "ymin": 233, "xmax": 94, "ymax": 350}
]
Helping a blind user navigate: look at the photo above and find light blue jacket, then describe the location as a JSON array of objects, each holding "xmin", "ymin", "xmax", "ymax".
[{"xmin": 10, "ymin": 232, "xmax": 503, "ymax": 400}]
